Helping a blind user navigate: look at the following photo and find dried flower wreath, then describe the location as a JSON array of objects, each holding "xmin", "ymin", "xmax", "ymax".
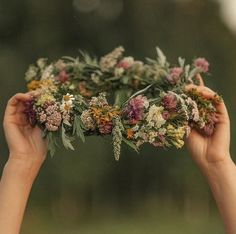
[{"xmin": 24, "ymin": 47, "xmax": 221, "ymax": 160}]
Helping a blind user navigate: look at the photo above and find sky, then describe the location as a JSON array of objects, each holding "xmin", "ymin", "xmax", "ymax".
[{"xmin": 218, "ymin": 0, "xmax": 236, "ymax": 33}]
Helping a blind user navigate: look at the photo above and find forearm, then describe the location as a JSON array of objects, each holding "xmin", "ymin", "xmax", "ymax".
[
  {"xmin": 203, "ymin": 156, "xmax": 236, "ymax": 234},
  {"xmin": 0, "ymin": 157, "xmax": 41, "ymax": 234}
]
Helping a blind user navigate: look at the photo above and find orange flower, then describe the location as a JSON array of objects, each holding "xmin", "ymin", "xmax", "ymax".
[
  {"xmin": 27, "ymin": 80, "xmax": 41, "ymax": 91},
  {"xmin": 78, "ymin": 82, "xmax": 93, "ymax": 97},
  {"xmin": 126, "ymin": 128, "xmax": 134, "ymax": 139}
]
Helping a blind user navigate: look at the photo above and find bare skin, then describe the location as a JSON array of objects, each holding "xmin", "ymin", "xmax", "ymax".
[
  {"xmin": 0, "ymin": 83, "xmax": 235, "ymax": 233},
  {"xmin": 0, "ymin": 93, "xmax": 47, "ymax": 233},
  {"xmin": 186, "ymin": 76, "xmax": 236, "ymax": 234}
]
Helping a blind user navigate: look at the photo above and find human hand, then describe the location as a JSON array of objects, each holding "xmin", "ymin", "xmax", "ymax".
[
  {"xmin": 3, "ymin": 93, "xmax": 48, "ymax": 166},
  {"xmin": 185, "ymin": 77, "xmax": 231, "ymax": 170}
]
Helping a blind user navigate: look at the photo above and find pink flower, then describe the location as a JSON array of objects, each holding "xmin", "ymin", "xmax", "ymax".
[
  {"xmin": 55, "ymin": 70, "xmax": 69, "ymax": 83},
  {"xmin": 152, "ymin": 134, "xmax": 165, "ymax": 147},
  {"xmin": 117, "ymin": 57, "xmax": 134, "ymax": 69},
  {"xmin": 203, "ymin": 113, "xmax": 217, "ymax": 136},
  {"xmin": 168, "ymin": 67, "xmax": 183, "ymax": 84},
  {"xmin": 124, "ymin": 95, "xmax": 149, "ymax": 123},
  {"xmin": 162, "ymin": 111, "xmax": 170, "ymax": 120},
  {"xmin": 162, "ymin": 93, "xmax": 178, "ymax": 111},
  {"xmin": 99, "ymin": 122, "xmax": 113, "ymax": 135},
  {"xmin": 41, "ymin": 102, "xmax": 62, "ymax": 131},
  {"xmin": 203, "ymin": 122, "xmax": 215, "ymax": 136},
  {"xmin": 194, "ymin": 58, "xmax": 209, "ymax": 73}
]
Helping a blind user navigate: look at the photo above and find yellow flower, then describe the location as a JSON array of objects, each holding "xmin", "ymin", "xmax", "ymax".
[
  {"xmin": 27, "ymin": 78, "xmax": 57, "ymax": 92},
  {"xmin": 27, "ymin": 80, "xmax": 41, "ymax": 91},
  {"xmin": 36, "ymin": 92, "xmax": 56, "ymax": 106},
  {"xmin": 40, "ymin": 79, "xmax": 58, "ymax": 92},
  {"xmin": 167, "ymin": 124, "xmax": 186, "ymax": 149}
]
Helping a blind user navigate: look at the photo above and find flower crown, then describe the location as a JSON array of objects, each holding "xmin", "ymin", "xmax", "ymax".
[{"xmin": 24, "ymin": 47, "xmax": 221, "ymax": 160}]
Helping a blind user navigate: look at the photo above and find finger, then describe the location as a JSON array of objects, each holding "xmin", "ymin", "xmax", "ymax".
[
  {"xmin": 27, "ymin": 90, "xmax": 41, "ymax": 98},
  {"xmin": 196, "ymin": 74, "xmax": 204, "ymax": 86},
  {"xmin": 185, "ymin": 84, "xmax": 216, "ymax": 99},
  {"xmin": 215, "ymin": 99, "xmax": 229, "ymax": 120},
  {"xmin": 5, "ymin": 93, "xmax": 33, "ymax": 116},
  {"xmin": 185, "ymin": 85, "xmax": 229, "ymax": 120},
  {"xmin": 8, "ymin": 93, "xmax": 32, "ymax": 105}
]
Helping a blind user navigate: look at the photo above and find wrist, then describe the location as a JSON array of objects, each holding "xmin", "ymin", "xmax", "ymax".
[
  {"xmin": 202, "ymin": 155, "xmax": 235, "ymax": 181},
  {"xmin": 3, "ymin": 155, "xmax": 44, "ymax": 183}
]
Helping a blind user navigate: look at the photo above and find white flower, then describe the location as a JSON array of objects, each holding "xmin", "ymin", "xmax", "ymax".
[
  {"xmin": 114, "ymin": 67, "xmax": 125, "ymax": 77},
  {"xmin": 146, "ymin": 105, "xmax": 166, "ymax": 129},
  {"xmin": 91, "ymin": 74, "xmax": 100, "ymax": 84},
  {"xmin": 63, "ymin": 93, "xmax": 75, "ymax": 105},
  {"xmin": 159, "ymin": 128, "xmax": 167, "ymax": 135},
  {"xmin": 132, "ymin": 124, "xmax": 139, "ymax": 132},
  {"xmin": 186, "ymin": 97, "xmax": 199, "ymax": 122},
  {"xmin": 60, "ymin": 93, "xmax": 75, "ymax": 113},
  {"xmin": 41, "ymin": 65, "xmax": 54, "ymax": 80},
  {"xmin": 118, "ymin": 56, "xmax": 135, "ymax": 69},
  {"xmin": 99, "ymin": 46, "xmax": 124, "ymax": 72},
  {"xmin": 148, "ymin": 131, "xmax": 158, "ymax": 143}
]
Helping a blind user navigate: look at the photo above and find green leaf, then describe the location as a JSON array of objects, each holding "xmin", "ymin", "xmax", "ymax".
[
  {"xmin": 121, "ymin": 76, "xmax": 129, "ymax": 84},
  {"xmin": 188, "ymin": 67, "xmax": 202, "ymax": 81},
  {"xmin": 47, "ymin": 132, "xmax": 57, "ymax": 157},
  {"xmin": 61, "ymin": 125, "xmax": 75, "ymax": 150},
  {"xmin": 156, "ymin": 47, "xmax": 166, "ymax": 67},
  {"xmin": 122, "ymin": 137, "xmax": 139, "ymax": 153},
  {"xmin": 73, "ymin": 115, "xmax": 86, "ymax": 143},
  {"xmin": 62, "ymin": 56, "xmax": 76, "ymax": 62},
  {"xmin": 114, "ymin": 89, "xmax": 132, "ymax": 107},
  {"xmin": 123, "ymin": 84, "xmax": 153, "ymax": 106}
]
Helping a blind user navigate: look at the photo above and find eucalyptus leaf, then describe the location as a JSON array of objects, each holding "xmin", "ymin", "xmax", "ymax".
[
  {"xmin": 47, "ymin": 132, "xmax": 57, "ymax": 157},
  {"xmin": 188, "ymin": 67, "xmax": 202, "ymax": 81},
  {"xmin": 122, "ymin": 137, "xmax": 139, "ymax": 153},
  {"xmin": 61, "ymin": 125, "xmax": 75, "ymax": 150},
  {"xmin": 73, "ymin": 115, "xmax": 85, "ymax": 142},
  {"xmin": 123, "ymin": 84, "xmax": 153, "ymax": 106}
]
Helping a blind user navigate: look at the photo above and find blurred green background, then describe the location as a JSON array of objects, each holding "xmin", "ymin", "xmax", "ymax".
[{"xmin": 0, "ymin": 0, "xmax": 236, "ymax": 233}]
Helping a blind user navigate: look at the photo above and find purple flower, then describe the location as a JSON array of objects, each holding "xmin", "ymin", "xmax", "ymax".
[
  {"xmin": 194, "ymin": 58, "xmax": 209, "ymax": 73},
  {"xmin": 124, "ymin": 95, "xmax": 149, "ymax": 123},
  {"xmin": 162, "ymin": 93, "xmax": 178, "ymax": 111},
  {"xmin": 23, "ymin": 100, "xmax": 37, "ymax": 126}
]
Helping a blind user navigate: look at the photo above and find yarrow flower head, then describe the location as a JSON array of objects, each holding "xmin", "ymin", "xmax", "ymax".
[
  {"xmin": 37, "ymin": 102, "xmax": 62, "ymax": 131},
  {"xmin": 146, "ymin": 105, "xmax": 166, "ymax": 129}
]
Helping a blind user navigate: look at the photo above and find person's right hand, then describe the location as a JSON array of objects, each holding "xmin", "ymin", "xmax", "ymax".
[
  {"xmin": 3, "ymin": 93, "xmax": 48, "ymax": 165},
  {"xmin": 185, "ymin": 82, "xmax": 231, "ymax": 170}
]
